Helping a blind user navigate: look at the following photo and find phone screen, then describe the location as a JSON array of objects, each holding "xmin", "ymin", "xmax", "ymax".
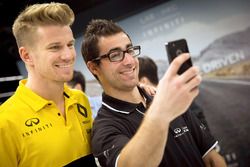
[{"xmin": 165, "ymin": 39, "xmax": 193, "ymax": 74}]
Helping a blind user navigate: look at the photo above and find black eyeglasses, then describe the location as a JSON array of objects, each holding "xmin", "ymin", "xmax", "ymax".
[{"xmin": 92, "ymin": 45, "xmax": 141, "ymax": 62}]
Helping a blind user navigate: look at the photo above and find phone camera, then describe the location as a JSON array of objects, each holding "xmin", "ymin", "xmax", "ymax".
[{"xmin": 176, "ymin": 49, "xmax": 183, "ymax": 56}]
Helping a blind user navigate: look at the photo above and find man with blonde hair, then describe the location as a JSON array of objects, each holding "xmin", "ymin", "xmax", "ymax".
[{"xmin": 0, "ymin": 2, "xmax": 96, "ymax": 166}]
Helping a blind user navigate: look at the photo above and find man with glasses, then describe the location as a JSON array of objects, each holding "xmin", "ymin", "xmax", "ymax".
[{"xmin": 81, "ymin": 19, "xmax": 226, "ymax": 167}]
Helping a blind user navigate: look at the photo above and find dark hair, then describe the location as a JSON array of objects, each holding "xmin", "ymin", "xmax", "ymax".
[
  {"xmin": 81, "ymin": 19, "xmax": 127, "ymax": 64},
  {"xmin": 138, "ymin": 56, "xmax": 159, "ymax": 85},
  {"xmin": 67, "ymin": 70, "xmax": 86, "ymax": 92},
  {"xmin": 81, "ymin": 19, "xmax": 131, "ymax": 80}
]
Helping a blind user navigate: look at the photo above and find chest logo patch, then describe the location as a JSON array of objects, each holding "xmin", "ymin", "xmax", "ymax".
[{"xmin": 25, "ymin": 118, "xmax": 40, "ymax": 127}]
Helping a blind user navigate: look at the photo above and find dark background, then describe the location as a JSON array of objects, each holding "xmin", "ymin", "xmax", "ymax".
[
  {"xmin": 0, "ymin": 0, "xmax": 169, "ymax": 76},
  {"xmin": 0, "ymin": 0, "xmax": 169, "ymax": 102}
]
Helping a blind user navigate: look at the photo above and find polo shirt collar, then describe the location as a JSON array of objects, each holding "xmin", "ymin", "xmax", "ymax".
[
  {"xmin": 63, "ymin": 84, "xmax": 79, "ymax": 107},
  {"xmin": 102, "ymin": 86, "xmax": 152, "ymax": 115},
  {"xmin": 16, "ymin": 79, "xmax": 77, "ymax": 112}
]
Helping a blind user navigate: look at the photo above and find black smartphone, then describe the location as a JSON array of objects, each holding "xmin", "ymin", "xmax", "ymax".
[{"xmin": 165, "ymin": 39, "xmax": 193, "ymax": 74}]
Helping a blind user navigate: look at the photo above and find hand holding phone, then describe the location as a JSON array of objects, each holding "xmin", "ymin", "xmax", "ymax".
[{"xmin": 165, "ymin": 39, "xmax": 192, "ymax": 75}]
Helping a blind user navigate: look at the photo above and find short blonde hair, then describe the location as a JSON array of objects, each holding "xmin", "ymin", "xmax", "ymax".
[{"xmin": 12, "ymin": 2, "xmax": 75, "ymax": 48}]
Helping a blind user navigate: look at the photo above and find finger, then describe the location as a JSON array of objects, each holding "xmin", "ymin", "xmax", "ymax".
[
  {"xmin": 186, "ymin": 74, "xmax": 202, "ymax": 92},
  {"xmin": 138, "ymin": 82, "xmax": 143, "ymax": 88},
  {"xmin": 149, "ymin": 87, "xmax": 156, "ymax": 96},
  {"xmin": 191, "ymin": 85, "xmax": 200, "ymax": 97},
  {"xmin": 189, "ymin": 86, "xmax": 200, "ymax": 100},
  {"xmin": 138, "ymin": 83, "xmax": 156, "ymax": 96},
  {"xmin": 168, "ymin": 53, "xmax": 191, "ymax": 77},
  {"xmin": 145, "ymin": 86, "xmax": 156, "ymax": 96},
  {"xmin": 180, "ymin": 66, "xmax": 200, "ymax": 83}
]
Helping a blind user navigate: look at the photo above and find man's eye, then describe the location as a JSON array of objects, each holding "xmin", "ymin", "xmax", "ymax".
[
  {"xmin": 68, "ymin": 43, "xmax": 75, "ymax": 48},
  {"xmin": 127, "ymin": 48, "xmax": 135, "ymax": 54},
  {"xmin": 50, "ymin": 45, "xmax": 60, "ymax": 50},
  {"xmin": 109, "ymin": 52, "xmax": 122, "ymax": 59}
]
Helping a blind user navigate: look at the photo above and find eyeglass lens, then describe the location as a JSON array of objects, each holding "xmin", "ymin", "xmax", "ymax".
[{"xmin": 109, "ymin": 47, "xmax": 140, "ymax": 62}]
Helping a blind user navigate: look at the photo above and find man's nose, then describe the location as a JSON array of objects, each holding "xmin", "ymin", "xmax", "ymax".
[{"xmin": 61, "ymin": 47, "xmax": 75, "ymax": 59}]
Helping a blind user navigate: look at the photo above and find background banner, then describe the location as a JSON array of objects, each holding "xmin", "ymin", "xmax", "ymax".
[{"xmin": 78, "ymin": 0, "xmax": 250, "ymax": 166}]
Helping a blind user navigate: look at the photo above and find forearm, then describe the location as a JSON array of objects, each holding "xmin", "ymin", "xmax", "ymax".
[
  {"xmin": 205, "ymin": 159, "xmax": 227, "ymax": 167},
  {"xmin": 204, "ymin": 150, "xmax": 227, "ymax": 167},
  {"xmin": 118, "ymin": 111, "xmax": 170, "ymax": 167}
]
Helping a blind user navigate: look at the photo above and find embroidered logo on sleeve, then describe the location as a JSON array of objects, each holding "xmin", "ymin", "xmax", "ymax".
[
  {"xmin": 173, "ymin": 126, "xmax": 189, "ymax": 138},
  {"xmin": 77, "ymin": 104, "xmax": 88, "ymax": 118}
]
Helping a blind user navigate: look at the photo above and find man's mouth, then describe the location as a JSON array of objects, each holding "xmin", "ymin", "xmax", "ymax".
[
  {"xmin": 120, "ymin": 68, "xmax": 135, "ymax": 75},
  {"xmin": 55, "ymin": 63, "xmax": 73, "ymax": 68}
]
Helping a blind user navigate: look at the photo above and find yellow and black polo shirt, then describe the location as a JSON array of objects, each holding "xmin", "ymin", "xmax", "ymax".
[{"xmin": 0, "ymin": 79, "xmax": 96, "ymax": 167}]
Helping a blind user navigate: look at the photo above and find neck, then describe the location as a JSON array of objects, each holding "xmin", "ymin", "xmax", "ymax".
[
  {"xmin": 105, "ymin": 86, "xmax": 144, "ymax": 104},
  {"xmin": 26, "ymin": 77, "xmax": 66, "ymax": 118},
  {"xmin": 26, "ymin": 77, "xmax": 65, "ymax": 104}
]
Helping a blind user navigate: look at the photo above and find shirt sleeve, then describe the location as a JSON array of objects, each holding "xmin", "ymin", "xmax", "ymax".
[
  {"xmin": 0, "ymin": 119, "xmax": 19, "ymax": 167},
  {"xmin": 184, "ymin": 109, "xmax": 217, "ymax": 157},
  {"xmin": 91, "ymin": 118, "xmax": 130, "ymax": 167}
]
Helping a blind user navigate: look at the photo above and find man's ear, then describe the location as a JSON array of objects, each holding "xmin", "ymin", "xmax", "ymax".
[
  {"xmin": 19, "ymin": 47, "xmax": 33, "ymax": 65},
  {"xmin": 87, "ymin": 61, "xmax": 99, "ymax": 75}
]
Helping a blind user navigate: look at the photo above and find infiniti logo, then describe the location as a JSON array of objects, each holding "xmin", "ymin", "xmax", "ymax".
[
  {"xmin": 25, "ymin": 118, "xmax": 40, "ymax": 127},
  {"xmin": 173, "ymin": 126, "xmax": 189, "ymax": 138},
  {"xmin": 174, "ymin": 128, "xmax": 182, "ymax": 134}
]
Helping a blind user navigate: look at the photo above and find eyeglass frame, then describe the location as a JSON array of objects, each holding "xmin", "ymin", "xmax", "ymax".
[{"xmin": 91, "ymin": 45, "xmax": 141, "ymax": 62}]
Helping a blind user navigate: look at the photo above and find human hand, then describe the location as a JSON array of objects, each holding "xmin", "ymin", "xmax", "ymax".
[
  {"xmin": 149, "ymin": 53, "xmax": 201, "ymax": 123},
  {"xmin": 138, "ymin": 83, "xmax": 156, "ymax": 96}
]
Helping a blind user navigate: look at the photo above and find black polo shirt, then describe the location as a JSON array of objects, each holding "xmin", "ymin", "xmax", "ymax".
[{"xmin": 91, "ymin": 87, "xmax": 217, "ymax": 167}]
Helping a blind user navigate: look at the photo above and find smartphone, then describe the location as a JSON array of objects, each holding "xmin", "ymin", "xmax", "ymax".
[{"xmin": 165, "ymin": 39, "xmax": 192, "ymax": 74}]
